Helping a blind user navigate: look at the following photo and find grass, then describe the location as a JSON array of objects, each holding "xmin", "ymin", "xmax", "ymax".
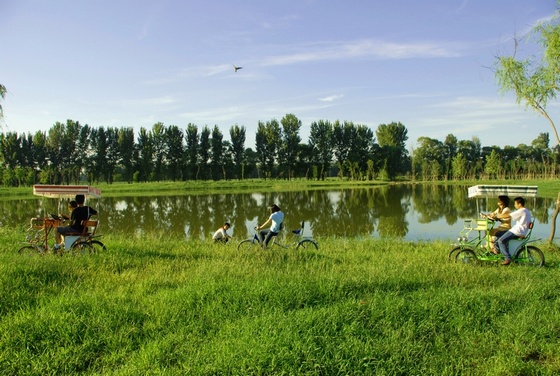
[
  {"xmin": 2, "ymin": 178, "xmax": 559, "ymax": 200},
  {"xmin": 2, "ymin": 226, "xmax": 560, "ymax": 375}
]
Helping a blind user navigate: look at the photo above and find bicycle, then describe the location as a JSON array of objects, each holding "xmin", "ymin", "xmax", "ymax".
[
  {"xmin": 237, "ymin": 221, "xmax": 318, "ymax": 251},
  {"xmin": 18, "ymin": 214, "xmax": 106, "ymax": 256},
  {"xmin": 450, "ymin": 185, "xmax": 544, "ymax": 267}
]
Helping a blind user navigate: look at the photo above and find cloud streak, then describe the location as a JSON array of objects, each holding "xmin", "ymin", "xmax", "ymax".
[{"xmin": 259, "ymin": 39, "xmax": 462, "ymax": 67}]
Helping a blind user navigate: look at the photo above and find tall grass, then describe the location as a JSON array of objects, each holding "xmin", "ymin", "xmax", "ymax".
[{"xmin": 1, "ymin": 226, "xmax": 560, "ymax": 375}]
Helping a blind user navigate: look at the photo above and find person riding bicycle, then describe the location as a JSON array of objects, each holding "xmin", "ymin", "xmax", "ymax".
[
  {"xmin": 480, "ymin": 195, "xmax": 511, "ymax": 254},
  {"xmin": 53, "ymin": 194, "xmax": 98, "ymax": 250},
  {"xmin": 256, "ymin": 204, "xmax": 284, "ymax": 249},
  {"xmin": 493, "ymin": 196, "xmax": 532, "ymax": 266},
  {"xmin": 60, "ymin": 200, "xmax": 78, "ymax": 221}
]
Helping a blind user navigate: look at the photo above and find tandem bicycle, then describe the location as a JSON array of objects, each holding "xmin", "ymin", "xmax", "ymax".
[
  {"xmin": 18, "ymin": 185, "xmax": 107, "ymax": 256},
  {"xmin": 450, "ymin": 185, "xmax": 544, "ymax": 267}
]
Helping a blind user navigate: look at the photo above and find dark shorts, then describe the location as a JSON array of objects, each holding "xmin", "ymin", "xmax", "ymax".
[{"xmin": 57, "ymin": 226, "xmax": 80, "ymax": 235}]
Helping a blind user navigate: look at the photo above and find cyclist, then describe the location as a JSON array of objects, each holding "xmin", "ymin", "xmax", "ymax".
[
  {"xmin": 53, "ymin": 194, "xmax": 98, "ymax": 250},
  {"xmin": 256, "ymin": 204, "xmax": 284, "ymax": 249},
  {"xmin": 494, "ymin": 196, "xmax": 532, "ymax": 266}
]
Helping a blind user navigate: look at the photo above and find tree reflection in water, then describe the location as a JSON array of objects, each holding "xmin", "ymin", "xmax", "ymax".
[{"xmin": 5, "ymin": 185, "xmax": 557, "ymax": 241}]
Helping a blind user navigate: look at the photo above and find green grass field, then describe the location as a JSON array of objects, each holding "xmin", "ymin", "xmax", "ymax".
[{"xmin": 1, "ymin": 225, "xmax": 560, "ymax": 375}]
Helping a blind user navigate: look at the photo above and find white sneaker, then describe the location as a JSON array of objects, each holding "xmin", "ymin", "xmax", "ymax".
[{"xmin": 53, "ymin": 244, "xmax": 61, "ymax": 251}]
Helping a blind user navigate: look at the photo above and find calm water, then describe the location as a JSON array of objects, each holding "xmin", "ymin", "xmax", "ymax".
[{"xmin": 4, "ymin": 184, "xmax": 558, "ymax": 242}]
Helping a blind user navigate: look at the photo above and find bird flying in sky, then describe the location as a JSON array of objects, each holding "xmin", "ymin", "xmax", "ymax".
[{"xmin": 233, "ymin": 65, "xmax": 243, "ymax": 72}]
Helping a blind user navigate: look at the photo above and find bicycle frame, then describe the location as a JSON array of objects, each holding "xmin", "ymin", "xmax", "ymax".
[{"xmin": 237, "ymin": 222, "xmax": 318, "ymax": 251}]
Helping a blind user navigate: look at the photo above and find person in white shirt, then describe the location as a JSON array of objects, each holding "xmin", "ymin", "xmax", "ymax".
[
  {"xmin": 212, "ymin": 222, "xmax": 231, "ymax": 243},
  {"xmin": 494, "ymin": 197, "xmax": 532, "ymax": 265},
  {"xmin": 256, "ymin": 204, "xmax": 284, "ymax": 249}
]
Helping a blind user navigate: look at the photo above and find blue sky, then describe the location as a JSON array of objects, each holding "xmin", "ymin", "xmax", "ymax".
[{"xmin": 1, "ymin": 0, "xmax": 558, "ymax": 151}]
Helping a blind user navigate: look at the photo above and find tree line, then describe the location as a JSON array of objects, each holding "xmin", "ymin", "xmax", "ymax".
[{"xmin": 0, "ymin": 114, "xmax": 558, "ymax": 186}]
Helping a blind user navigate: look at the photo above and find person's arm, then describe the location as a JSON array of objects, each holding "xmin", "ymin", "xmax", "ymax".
[
  {"xmin": 257, "ymin": 217, "xmax": 272, "ymax": 230},
  {"xmin": 495, "ymin": 207, "xmax": 511, "ymax": 220},
  {"xmin": 509, "ymin": 208, "xmax": 522, "ymax": 222}
]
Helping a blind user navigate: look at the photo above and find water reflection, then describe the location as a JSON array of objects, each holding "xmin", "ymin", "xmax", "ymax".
[{"xmin": 2, "ymin": 185, "xmax": 558, "ymax": 242}]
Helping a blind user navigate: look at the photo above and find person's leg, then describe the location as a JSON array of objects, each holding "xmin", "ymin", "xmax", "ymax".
[
  {"xmin": 496, "ymin": 231, "xmax": 516, "ymax": 261},
  {"xmin": 263, "ymin": 231, "xmax": 278, "ymax": 248},
  {"xmin": 493, "ymin": 230, "xmax": 507, "ymax": 254},
  {"xmin": 54, "ymin": 226, "xmax": 62, "ymax": 244},
  {"xmin": 55, "ymin": 226, "xmax": 73, "ymax": 245},
  {"xmin": 258, "ymin": 229, "xmax": 270, "ymax": 245}
]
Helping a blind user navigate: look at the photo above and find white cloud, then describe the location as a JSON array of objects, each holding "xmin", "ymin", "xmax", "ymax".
[
  {"xmin": 259, "ymin": 39, "xmax": 462, "ymax": 67},
  {"xmin": 319, "ymin": 94, "xmax": 343, "ymax": 102}
]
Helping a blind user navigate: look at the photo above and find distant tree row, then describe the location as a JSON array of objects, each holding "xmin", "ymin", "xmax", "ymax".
[
  {"xmin": 411, "ymin": 133, "xmax": 560, "ymax": 181},
  {"xmin": 0, "ymin": 114, "xmax": 558, "ymax": 186}
]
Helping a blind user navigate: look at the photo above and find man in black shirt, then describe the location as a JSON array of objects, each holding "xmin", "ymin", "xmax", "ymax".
[{"xmin": 54, "ymin": 194, "xmax": 98, "ymax": 250}]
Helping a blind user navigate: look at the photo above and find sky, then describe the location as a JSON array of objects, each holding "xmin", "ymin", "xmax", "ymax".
[{"xmin": 1, "ymin": 0, "xmax": 559, "ymax": 151}]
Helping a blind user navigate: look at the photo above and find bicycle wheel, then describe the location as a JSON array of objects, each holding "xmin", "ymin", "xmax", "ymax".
[
  {"xmin": 18, "ymin": 245, "xmax": 42, "ymax": 255},
  {"xmin": 514, "ymin": 245, "xmax": 545, "ymax": 267},
  {"xmin": 455, "ymin": 248, "xmax": 478, "ymax": 265},
  {"xmin": 237, "ymin": 239, "xmax": 260, "ymax": 251},
  {"xmin": 90, "ymin": 240, "xmax": 107, "ymax": 253},
  {"xmin": 448, "ymin": 245, "xmax": 462, "ymax": 261},
  {"xmin": 69, "ymin": 241, "xmax": 94, "ymax": 256},
  {"xmin": 296, "ymin": 239, "xmax": 318, "ymax": 250}
]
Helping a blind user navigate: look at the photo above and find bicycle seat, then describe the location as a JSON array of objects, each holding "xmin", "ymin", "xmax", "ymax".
[{"xmin": 292, "ymin": 229, "xmax": 301, "ymax": 235}]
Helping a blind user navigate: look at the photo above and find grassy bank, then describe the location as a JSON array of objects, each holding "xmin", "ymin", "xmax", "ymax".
[
  {"xmin": 1, "ymin": 178, "xmax": 559, "ymax": 199},
  {"xmin": 1, "ymin": 227, "xmax": 560, "ymax": 375}
]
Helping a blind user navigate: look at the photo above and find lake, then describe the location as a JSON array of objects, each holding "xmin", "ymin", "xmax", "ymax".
[{"xmin": 4, "ymin": 184, "xmax": 558, "ymax": 243}]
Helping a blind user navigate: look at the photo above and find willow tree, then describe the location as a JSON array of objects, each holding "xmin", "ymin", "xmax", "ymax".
[
  {"xmin": 495, "ymin": 5, "xmax": 560, "ymax": 145},
  {"xmin": 495, "ymin": 4, "xmax": 560, "ymax": 244},
  {"xmin": 0, "ymin": 84, "xmax": 6, "ymax": 125}
]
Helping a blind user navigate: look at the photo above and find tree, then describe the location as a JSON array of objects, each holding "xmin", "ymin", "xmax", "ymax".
[
  {"xmin": 279, "ymin": 113, "xmax": 302, "ymax": 180},
  {"xmin": 198, "ymin": 126, "xmax": 211, "ymax": 180},
  {"xmin": 229, "ymin": 125, "xmax": 246, "ymax": 179},
  {"xmin": 32, "ymin": 130, "xmax": 48, "ymax": 173},
  {"xmin": 376, "ymin": 122, "xmax": 409, "ymax": 180},
  {"xmin": 90, "ymin": 126, "xmax": 108, "ymax": 183},
  {"xmin": 451, "ymin": 153, "xmax": 467, "ymax": 180},
  {"xmin": 308, "ymin": 120, "xmax": 334, "ymax": 180},
  {"xmin": 46, "ymin": 120, "xmax": 81, "ymax": 184},
  {"xmin": 137, "ymin": 127, "xmax": 154, "ymax": 182},
  {"xmin": 184, "ymin": 124, "xmax": 199, "ymax": 180},
  {"xmin": 117, "ymin": 127, "xmax": 136, "ymax": 183},
  {"xmin": 166, "ymin": 125, "xmax": 184, "ymax": 181},
  {"xmin": 210, "ymin": 125, "xmax": 224, "ymax": 180},
  {"xmin": 495, "ymin": 4, "xmax": 560, "ymax": 145},
  {"xmin": 151, "ymin": 122, "xmax": 167, "ymax": 181},
  {"xmin": 0, "ymin": 84, "xmax": 6, "ymax": 126},
  {"xmin": 484, "ymin": 149, "xmax": 502, "ymax": 179},
  {"xmin": 255, "ymin": 119, "xmax": 281, "ymax": 179},
  {"xmin": 332, "ymin": 120, "xmax": 352, "ymax": 177},
  {"xmin": 104, "ymin": 127, "xmax": 120, "ymax": 184},
  {"xmin": 443, "ymin": 134, "xmax": 458, "ymax": 180},
  {"xmin": 412, "ymin": 137, "xmax": 445, "ymax": 181}
]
